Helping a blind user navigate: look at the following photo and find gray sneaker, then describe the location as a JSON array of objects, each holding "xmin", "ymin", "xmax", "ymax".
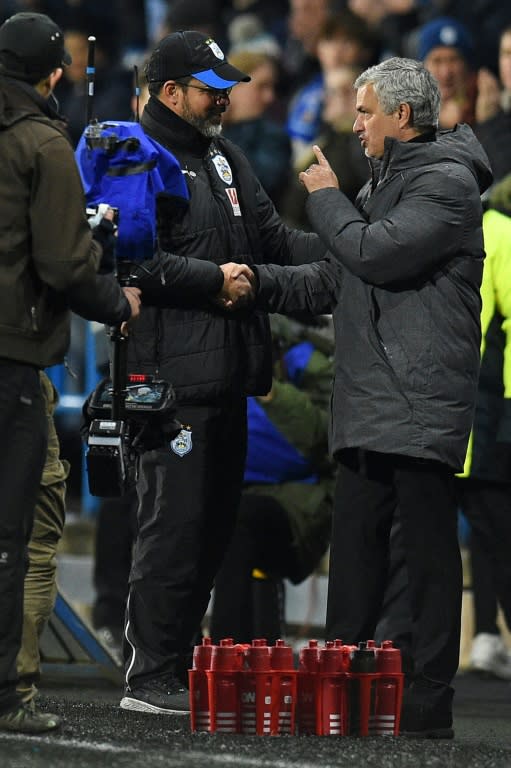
[
  {"xmin": 0, "ymin": 702, "xmax": 61, "ymax": 734},
  {"xmin": 120, "ymin": 675, "xmax": 190, "ymax": 715}
]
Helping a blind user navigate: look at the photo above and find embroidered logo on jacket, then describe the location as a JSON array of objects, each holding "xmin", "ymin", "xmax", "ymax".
[
  {"xmin": 226, "ymin": 187, "xmax": 242, "ymax": 216},
  {"xmin": 170, "ymin": 429, "xmax": 193, "ymax": 457},
  {"xmin": 212, "ymin": 154, "xmax": 233, "ymax": 184}
]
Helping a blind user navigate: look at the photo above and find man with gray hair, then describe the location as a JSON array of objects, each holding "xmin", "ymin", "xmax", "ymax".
[{"xmin": 249, "ymin": 57, "xmax": 492, "ymax": 737}]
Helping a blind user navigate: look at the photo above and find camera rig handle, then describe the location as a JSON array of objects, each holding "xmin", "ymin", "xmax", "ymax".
[
  {"xmin": 109, "ymin": 323, "xmax": 128, "ymax": 421},
  {"xmin": 86, "ymin": 35, "xmax": 96, "ymax": 126}
]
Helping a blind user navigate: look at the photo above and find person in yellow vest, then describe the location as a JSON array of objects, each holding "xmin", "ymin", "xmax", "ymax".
[{"xmin": 457, "ymin": 175, "xmax": 511, "ymax": 679}]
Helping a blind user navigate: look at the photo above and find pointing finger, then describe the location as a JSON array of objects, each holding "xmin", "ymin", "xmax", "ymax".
[{"xmin": 312, "ymin": 144, "xmax": 330, "ymax": 167}]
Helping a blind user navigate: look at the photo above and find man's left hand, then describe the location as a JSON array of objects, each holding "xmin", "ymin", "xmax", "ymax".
[{"xmin": 299, "ymin": 145, "xmax": 340, "ymax": 193}]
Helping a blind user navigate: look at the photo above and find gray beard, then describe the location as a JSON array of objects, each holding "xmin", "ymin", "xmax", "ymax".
[
  {"xmin": 182, "ymin": 100, "xmax": 223, "ymax": 137},
  {"xmin": 197, "ymin": 121, "xmax": 223, "ymax": 138}
]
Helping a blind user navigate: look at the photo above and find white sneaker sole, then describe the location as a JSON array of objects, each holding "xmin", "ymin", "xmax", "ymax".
[
  {"xmin": 470, "ymin": 660, "xmax": 511, "ymax": 681},
  {"xmin": 119, "ymin": 696, "xmax": 190, "ymax": 715}
]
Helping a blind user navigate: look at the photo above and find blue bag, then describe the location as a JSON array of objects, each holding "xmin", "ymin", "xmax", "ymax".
[{"xmin": 75, "ymin": 121, "xmax": 189, "ymax": 263}]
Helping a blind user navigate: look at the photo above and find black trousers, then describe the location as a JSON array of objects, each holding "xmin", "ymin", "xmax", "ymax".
[
  {"xmin": 457, "ymin": 478, "xmax": 511, "ymax": 633},
  {"xmin": 0, "ymin": 360, "xmax": 46, "ymax": 714},
  {"xmin": 209, "ymin": 493, "xmax": 295, "ymax": 644},
  {"xmin": 327, "ymin": 449, "xmax": 461, "ymax": 686},
  {"xmin": 92, "ymin": 489, "xmax": 137, "ymax": 632},
  {"xmin": 125, "ymin": 399, "xmax": 247, "ymax": 687}
]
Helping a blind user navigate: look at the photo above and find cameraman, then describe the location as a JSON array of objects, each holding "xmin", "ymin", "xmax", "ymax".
[{"xmin": 0, "ymin": 12, "xmax": 140, "ymax": 735}]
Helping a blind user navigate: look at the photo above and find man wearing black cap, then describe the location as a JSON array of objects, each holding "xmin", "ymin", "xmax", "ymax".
[
  {"xmin": 0, "ymin": 12, "xmax": 141, "ymax": 734},
  {"xmin": 119, "ymin": 30, "xmax": 328, "ymax": 715}
]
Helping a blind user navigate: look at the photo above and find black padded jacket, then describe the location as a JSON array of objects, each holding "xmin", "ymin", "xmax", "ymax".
[{"xmin": 127, "ymin": 96, "xmax": 326, "ymax": 403}]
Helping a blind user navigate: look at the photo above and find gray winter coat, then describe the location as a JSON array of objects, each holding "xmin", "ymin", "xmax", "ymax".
[{"xmin": 255, "ymin": 124, "xmax": 493, "ymax": 470}]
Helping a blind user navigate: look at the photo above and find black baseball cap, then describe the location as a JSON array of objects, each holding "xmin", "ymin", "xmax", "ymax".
[
  {"xmin": 0, "ymin": 12, "xmax": 71, "ymax": 83},
  {"xmin": 146, "ymin": 30, "xmax": 250, "ymax": 88}
]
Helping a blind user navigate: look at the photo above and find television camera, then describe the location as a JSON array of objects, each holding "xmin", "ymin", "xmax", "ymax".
[{"xmin": 78, "ymin": 41, "xmax": 189, "ymax": 497}]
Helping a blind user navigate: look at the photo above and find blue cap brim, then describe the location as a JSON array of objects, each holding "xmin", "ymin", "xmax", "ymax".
[{"xmin": 192, "ymin": 67, "xmax": 249, "ymax": 88}]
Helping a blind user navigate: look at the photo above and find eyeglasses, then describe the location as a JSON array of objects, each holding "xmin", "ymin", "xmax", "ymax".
[{"xmin": 176, "ymin": 81, "xmax": 232, "ymax": 101}]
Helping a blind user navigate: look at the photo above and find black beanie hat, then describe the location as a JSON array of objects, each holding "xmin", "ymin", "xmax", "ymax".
[{"xmin": 0, "ymin": 12, "xmax": 71, "ymax": 84}]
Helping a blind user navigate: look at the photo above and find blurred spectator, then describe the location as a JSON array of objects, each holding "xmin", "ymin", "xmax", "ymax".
[
  {"xmin": 281, "ymin": 64, "xmax": 369, "ymax": 228},
  {"xmin": 222, "ymin": 50, "xmax": 292, "ymax": 208},
  {"xmin": 348, "ymin": 1, "xmax": 511, "ymax": 73},
  {"xmin": 474, "ymin": 26, "xmax": 511, "ymax": 184},
  {"xmin": 457, "ymin": 174, "xmax": 511, "ymax": 680},
  {"xmin": 223, "ymin": 0, "xmax": 289, "ymax": 50},
  {"xmin": 210, "ymin": 316, "xmax": 334, "ymax": 644},
  {"xmin": 227, "ymin": 13, "xmax": 282, "ymax": 58},
  {"xmin": 42, "ymin": 1, "xmax": 121, "ymax": 49},
  {"xmin": 417, "ymin": 16, "xmax": 477, "ymax": 128},
  {"xmin": 160, "ymin": 0, "xmax": 223, "ymax": 46},
  {"xmin": 116, "ymin": 1, "xmax": 152, "ymax": 65},
  {"xmin": 54, "ymin": 14, "xmax": 134, "ymax": 146},
  {"xmin": 280, "ymin": 0, "xmax": 334, "ymax": 102},
  {"xmin": 286, "ymin": 10, "xmax": 378, "ymax": 160},
  {"xmin": 347, "ymin": 0, "xmax": 420, "ymax": 60},
  {"xmin": 415, "ymin": 1, "xmax": 511, "ymax": 73}
]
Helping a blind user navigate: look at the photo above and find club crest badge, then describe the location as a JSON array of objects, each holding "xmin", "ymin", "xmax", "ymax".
[
  {"xmin": 212, "ymin": 154, "xmax": 233, "ymax": 185},
  {"xmin": 205, "ymin": 38, "xmax": 225, "ymax": 60},
  {"xmin": 170, "ymin": 429, "xmax": 193, "ymax": 457}
]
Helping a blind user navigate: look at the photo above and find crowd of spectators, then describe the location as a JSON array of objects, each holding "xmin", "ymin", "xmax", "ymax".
[{"xmin": 3, "ymin": 2, "xmax": 511, "ymax": 196}]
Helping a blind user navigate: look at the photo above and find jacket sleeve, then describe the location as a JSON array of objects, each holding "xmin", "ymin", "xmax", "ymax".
[
  {"xmin": 131, "ymin": 251, "xmax": 224, "ymax": 306},
  {"xmin": 305, "ymin": 165, "xmax": 484, "ymax": 285},
  {"xmin": 30, "ymin": 133, "xmax": 130, "ymax": 323},
  {"xmin": 254, "ymin": 258, "xmax": 340, "ymax": 316},
  {"xmin": 68, "ymin": 273, "xmax": 131, "ymax": 324}
]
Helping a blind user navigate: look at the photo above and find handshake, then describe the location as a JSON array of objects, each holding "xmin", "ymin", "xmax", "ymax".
[{"xmin": 216, "ymin": 262, "xmax": 256, "ymax": 311}]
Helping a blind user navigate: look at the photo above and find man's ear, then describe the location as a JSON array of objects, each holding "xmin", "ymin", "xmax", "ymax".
[
  {"xmin": 49, "ymin": 67, "xmax": 63, "ymax": 90},
  {"xmin": 397, "ymin": 101, "xmax": 413, "ymax": 128},
  {"xmin": 36, "ymin": 67, "xmax": 63, "ymax": 96},
  {"xmin": 162, "ymin": 80, "xmax": 179, "ymax": 104}
]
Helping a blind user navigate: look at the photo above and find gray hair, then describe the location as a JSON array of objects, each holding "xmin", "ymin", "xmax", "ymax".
[{"xmin": 354, "ymin": 57, "xmax": 440, "ymax": 131}]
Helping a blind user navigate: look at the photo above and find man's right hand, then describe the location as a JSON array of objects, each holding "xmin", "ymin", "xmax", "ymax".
[
  {"xmin": 216, "ymin": 263, "xmax": 255, "ymax": 310},
  {"xmin": 123, "ymin": 286, "xmax": 142, "ymax": 319}
]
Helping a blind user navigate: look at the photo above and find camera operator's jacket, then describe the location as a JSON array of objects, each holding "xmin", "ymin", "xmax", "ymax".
[
  {"xmin": 0, "ymin": 76, "xmax": 130, "ymax": 368},
  {"xmin": 254, "ymin": 124, "xmax": 493, "ymax": 471},
  {"xmin": 130, "ymin": 96, "xmax": 326, "ymax": 401}
]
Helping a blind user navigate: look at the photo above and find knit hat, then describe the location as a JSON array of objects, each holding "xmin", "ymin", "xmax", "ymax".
[
  {"xmin": 418, "ymin": 17, "xmax": 474, "ymax": 66},
  {"xmin": 0, "ymin": 12, "xmax": 71, "ymax": 83},
  {"xmin": 146, "ymin": 30, "xmax": 250, "ymax": 88}
]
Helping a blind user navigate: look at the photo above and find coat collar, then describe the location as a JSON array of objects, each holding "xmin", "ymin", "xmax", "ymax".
[{"xmin": 141, "ymin": 95, "xmax": 212, "ymax": 158}]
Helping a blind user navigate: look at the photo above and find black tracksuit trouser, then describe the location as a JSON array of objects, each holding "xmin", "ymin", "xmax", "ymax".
[
  {"xmin": 327, "ymin": 449, "xmax": 462, "ymax": 686},
  {"xmin": 124, "ymin": 398, "xmax": 247, "ymax": 688},
  {"xmin": 0, "ymin": 360, "xmax": 47, "ymax": 714},
  {"xmin": 457, "ymin": 478, "xmax": 511, "ymax": 634}
]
